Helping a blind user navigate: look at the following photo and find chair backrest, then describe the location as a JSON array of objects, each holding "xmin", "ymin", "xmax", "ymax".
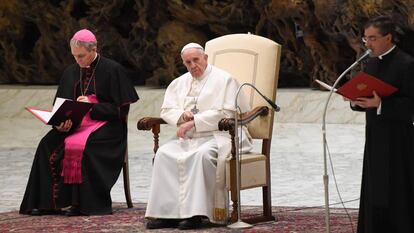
[{"xmin": 205, "ymin": 33, "xmax": 281, "ymax": 139}]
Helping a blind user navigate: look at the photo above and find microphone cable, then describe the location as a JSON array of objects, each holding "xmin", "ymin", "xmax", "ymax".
[
  {"xmin": 275, "ymin": 198, "xmax": 360, "ymax": 213},
  {"xmin": 325, "ymin": 136, "xmax": 356, "ymax": 233},
  {"xmin": 269, "ymin": 135, "xmax": 359, "ymax": 233},
  {"xmin": 235, "ymin": 106, "xmax": 359, "ymax": 232},
  {"xmin": 319, "ymin": 50, "xmax": 371, "ymax": 232}
]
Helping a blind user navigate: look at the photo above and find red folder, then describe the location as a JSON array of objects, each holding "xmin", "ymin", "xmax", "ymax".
[{"xmin": 337, "ymin": 72, "xmax": 398, "ymax": 101}]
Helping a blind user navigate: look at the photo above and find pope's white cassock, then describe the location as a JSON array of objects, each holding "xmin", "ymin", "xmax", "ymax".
[{"xmin": 145, "ymin": 64, "xmax": 252, "ymax": 224}]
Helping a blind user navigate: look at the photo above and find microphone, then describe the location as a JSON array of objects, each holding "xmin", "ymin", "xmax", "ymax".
[
  {"xmin": 236, "ymin": 83, "xmax": 280, "ymax": 112},
  {"xmin": 262, "ymin": 95, "xmax": 281, "ymax": 112},
  {"xmin": 355, "ymin": 49, "xmax": 372, "ymax": 63},
  {"xmin": 230, "ymin": 82, "xmax": 279, "ymax": 229},
  {"xmin": 320, "ymin": 47, "xmax": 371, "ymax": 233}
]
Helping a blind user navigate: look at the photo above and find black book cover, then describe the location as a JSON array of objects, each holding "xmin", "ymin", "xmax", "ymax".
[{"xmin": 26, "ymin": 98, "xmax": 93, "ymax": 126}]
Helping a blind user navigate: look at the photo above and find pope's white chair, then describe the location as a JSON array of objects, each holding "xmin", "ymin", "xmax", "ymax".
[{"xmin": 205, "ymin": 33, "xmax": 281, "ymax": 223}]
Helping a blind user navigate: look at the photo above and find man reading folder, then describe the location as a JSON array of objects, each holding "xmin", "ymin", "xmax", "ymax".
[
  {"xmin": 19, "ymin": 29, "xmax": 139, "ymax": 217},
  {"xmin": 315, "ymin": 72, "xmax": 398, "ymax": 101},
  {"xmin": 26, "ymin": 97, "xmax": 93, "ymax": 126}
]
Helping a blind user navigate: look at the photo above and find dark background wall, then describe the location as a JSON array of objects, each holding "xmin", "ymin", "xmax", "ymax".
[{"xmin": 0, "ymin": 0, "xmax": 413, "ymax": 87}]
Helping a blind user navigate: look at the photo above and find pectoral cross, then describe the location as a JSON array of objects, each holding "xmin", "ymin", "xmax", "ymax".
[{"xmin": 191, "ymin": 105, "xmax": 199, "ymax": 114}]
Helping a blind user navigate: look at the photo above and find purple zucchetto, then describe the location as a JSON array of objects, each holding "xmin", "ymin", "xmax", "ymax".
[{"xmin": 72, "ymin": 29, "xmax": 97, "ymax": 42}]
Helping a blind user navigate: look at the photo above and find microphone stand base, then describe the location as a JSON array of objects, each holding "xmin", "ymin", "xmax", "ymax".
[{"xmin": 227, "ymin": 220, "xmax": 253, "ymax": 229}]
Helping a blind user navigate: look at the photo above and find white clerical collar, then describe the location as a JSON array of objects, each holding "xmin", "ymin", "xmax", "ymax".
[
  {"xmin": 193, "ymin": 64, "xmax": 212, "ymax": 81},
  {"xmin": 378, "ymin": 45, "xmax": 396, "ymax": 60}
]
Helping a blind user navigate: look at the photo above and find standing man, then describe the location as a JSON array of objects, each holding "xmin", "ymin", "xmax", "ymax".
[
  {"xmin": 20, "ymin": 29, "xmax": 139, "ymax": 216},
  {"xmin": 145, "ymin": 43, "xmax": 252, "ymax": 230},
  {"xmin": 352, "ymin": 16, "xmax": 414, "ymax": 232}
]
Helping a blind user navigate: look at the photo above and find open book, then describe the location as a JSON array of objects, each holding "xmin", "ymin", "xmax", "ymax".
[
  {"xmin": 26, "ymin": 97, "xmax": 93, "ymax": 126},
  {"xmin": 315, "ymin": 72, "xmax": 398, "ymax": 101}
]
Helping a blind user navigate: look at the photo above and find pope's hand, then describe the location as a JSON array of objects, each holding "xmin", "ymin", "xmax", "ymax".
[
  {"xmin": 182, "ymin": 111, "xmax": 194, "ymax": 122},
  {"xmin": 177, "ymin": 120, "xmax": 195, "ymax": 138},
  {"xmin": 56, "ymin": 119, "xmax": 73, "ymax": 132},
  {"xmin": 77, "ymin": 96, "xmax": 90, "ymax": 103}
]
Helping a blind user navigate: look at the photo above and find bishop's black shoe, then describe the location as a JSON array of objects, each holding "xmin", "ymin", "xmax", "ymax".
[
  {"xmin": 29, "ymin": 209, "xmax": 41, "ymax": 216},
  {"xmin": 178, "ymin": 216, "xmax": 203, "ymax": 230},
  {"xmin": 65, "ymin": 206, "xmax": 82, "ymax": 217},
  {"xmin": 29, "ymin": 208, "xmax": 63, "ymax": 216},
  {"xmin": 146, "ymin": 218, "xmax": 179, "ymax": 229}
]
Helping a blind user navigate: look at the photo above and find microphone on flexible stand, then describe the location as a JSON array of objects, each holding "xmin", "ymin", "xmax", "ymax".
[
  {"xmin": 228, "ymin": 82, "xmax": 279, "ymax": 229},
  {"xmin": 238, "ymin": 83, "xmax": 280, "ymax": 112},
  {"xmin": 262, "ymin": 94, "xmax": 281, "ymax": 112},
  {"xmin": 355, "ymin": 49, "xmax": 373, "ymax": 63},
  {"xmin": 321, "ymin": 48, "xmax": 371, "ymax": 233}
]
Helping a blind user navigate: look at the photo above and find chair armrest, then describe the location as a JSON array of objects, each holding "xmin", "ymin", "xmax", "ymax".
[
  {"xmin": 218, "ymin": 106, "xmax": 269, "ymax": 132},
  {"xmin": 137, "ymin": 117, "xmax": 166, "ymax": 131},
  {"xmin": 137, "ymin": 117, "xmax": 167, "ymax": 155},
  {"xmin": 218, "ymin": 106, "xmax": 269, "ymax": 160}
]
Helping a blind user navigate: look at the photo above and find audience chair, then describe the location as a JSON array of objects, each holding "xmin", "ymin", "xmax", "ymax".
[
  {"xmin": 122, "ymin": 111, "xmax": 133, "ymax": 208},
  {"xmin": 122, "ymin": 149, "xmax": 133, "ymax": 208}
]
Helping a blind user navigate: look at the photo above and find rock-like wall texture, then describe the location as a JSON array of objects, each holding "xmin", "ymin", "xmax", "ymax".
[{"xmin": 0, "ymin": 0, "xmax": 413, "ymax": 87}]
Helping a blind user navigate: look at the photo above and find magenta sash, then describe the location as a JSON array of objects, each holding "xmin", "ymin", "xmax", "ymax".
[{"xmin": 61, "ymin": 95, "xmax": 107, "ymax": 184}]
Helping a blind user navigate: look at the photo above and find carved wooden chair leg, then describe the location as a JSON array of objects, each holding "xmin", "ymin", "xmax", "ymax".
[
  {"xmin": 123, "ymin": 150, "xmax": 133, "ymax": 208},
  {"xmin": 229, "ymin": 158, "xmax": 239, "ymax": 222},
  {"xmin": 230, "ymin": 189, "xmax": 239, "ymax": 222}
]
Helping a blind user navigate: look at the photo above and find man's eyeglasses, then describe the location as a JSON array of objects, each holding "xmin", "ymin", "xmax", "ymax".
[{"xmin": 361, "ymin": 35, "xmax": 387, "ymax": 43}]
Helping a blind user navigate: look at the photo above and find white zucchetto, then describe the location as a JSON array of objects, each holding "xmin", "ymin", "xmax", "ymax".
[{"xmin": 181, "ymin": 42, "xmax": 204, "ymax": 54}]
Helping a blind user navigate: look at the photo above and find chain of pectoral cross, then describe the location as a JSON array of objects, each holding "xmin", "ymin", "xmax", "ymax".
[{"xmin": 190, "ymin": 75, "xmax": 211, "ymax": 114}]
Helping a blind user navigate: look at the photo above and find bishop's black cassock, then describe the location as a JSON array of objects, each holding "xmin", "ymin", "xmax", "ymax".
[{"xmin": 20, "ymin": 55, "xmax": 139, "ymax": 215}]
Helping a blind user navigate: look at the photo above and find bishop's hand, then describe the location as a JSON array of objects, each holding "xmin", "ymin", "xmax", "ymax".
[
  {"xmin": 56, "ymin": 119, "xmax": 73, "ymax": 132},
  {"xmin": 77, "ymin": 95, "xmax": 91, "ymax": 103}
]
